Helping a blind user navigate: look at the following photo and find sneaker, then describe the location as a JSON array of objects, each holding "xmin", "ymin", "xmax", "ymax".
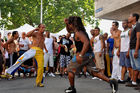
[
  {"xmin": 49, "ymin": 73, "xmax": 55, "ymax": 77},
  {"xmin": 118, "ymin": 80, "xmax": 125, "ymax": 84},
  {"xmin": 92, "ymin": 77, "xmax": 99, "ymax": 80},
  {"xmin": 110, "ymin": 79, "xmax": 118, "ymax": 93},
  {"xmin": 125, "ymin": 77, "xmax": 131, "ymax": 82},
  {"xmin": 51, "ymin": 73, "xmax": 55, "ymax": 77},
  {"xmin": 55, "ymin": 71, "xmax": 60, "ymax": 75},
  {"xmin": 0, "ymin": 75, "xmax": 7, "ymax": 78},
  {"xmin": 65, "ymin": 87, "xmax": 76, "ymax": 93},
  {"xmin": 5, "ymin": 73, "xmax": 13, "ymax": 80},
  {"xmin": 36, "ymin": 83, "xmax": 44, "ymax": 87}
]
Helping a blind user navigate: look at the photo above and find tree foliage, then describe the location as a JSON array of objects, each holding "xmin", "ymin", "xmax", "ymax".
[{"xmin": 0, "ymin": 0, "xmax": 97, "ymax": 33}]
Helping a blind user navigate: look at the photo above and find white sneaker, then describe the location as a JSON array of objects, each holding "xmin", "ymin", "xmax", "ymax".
[
  {"xmin": 92, "ymin": 77, "xmax": 98, "ymax": 80},
  {"xmin": 51, "ymin": 73, "xmax": 55, "ymax": 77},
  {"xmin": 49, "ymin": 73, "xmax": 55, "ymax": 77},
  {"xmin": 55, "ymin": 71, "xmax": 60, "ymax": 75}
]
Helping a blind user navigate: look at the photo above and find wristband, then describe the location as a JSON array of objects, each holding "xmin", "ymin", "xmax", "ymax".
[{"xmin": 79, "ymin": 54, "xmax": 83, "ymax": 57}]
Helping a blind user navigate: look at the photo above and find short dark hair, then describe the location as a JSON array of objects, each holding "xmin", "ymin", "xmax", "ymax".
[
  {"xmin": 12, "ymin": 31, "xmax": 18, "ymax": 37},
  {"xmin": 104, "ymin": 33, "xmax": 108, "ymax": 35},
  {"xmin": 113, "ymin": 21, "xmax": 119, "ymax": 27},
  {"xmin": 132, "ymin": 13, "xmax": 139, "ymax": 21},
  {"xmin": 7, "ymin": 32, "xmax": 11, "ymax": 36},
  {"xmin": 94, "ymin": 27, "xmax": 100, "ymax": 31}
]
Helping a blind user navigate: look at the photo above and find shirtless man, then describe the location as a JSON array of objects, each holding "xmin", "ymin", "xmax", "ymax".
[
  {"xmin": 5, "ymin": 24, "xmax": 47, "ymax": 87},
  {"xmin": 112, "ymin": 22, "xmax": 121, "ymax": 50},
  {"xmin": 111, "ymin": 21, "xmax": 122, "ymax": 81},
  {"xmin": 4, "ymin": 31, "xmax": 19, "ymax": 67},
  {"xmin": 64, "ymin": 16, "xmax": 118, "ymax": 93}
]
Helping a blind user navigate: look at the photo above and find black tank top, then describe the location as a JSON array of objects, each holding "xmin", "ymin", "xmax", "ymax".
[{"xmin": 74, "ymin": 31, "xmax": 92, "ymax": 53}]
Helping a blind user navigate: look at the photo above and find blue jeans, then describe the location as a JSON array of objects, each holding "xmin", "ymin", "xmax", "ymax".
[
  {"xmin": 129, "ymin": 49, "xmax": 140, "ymax": 71},
  {"xmin": 72, "ymin": 52, "xmax": 94, "ymax": 63},
  {"xmin": 120, "ymin": 52, "xmax": 131, "ymax": 68}
]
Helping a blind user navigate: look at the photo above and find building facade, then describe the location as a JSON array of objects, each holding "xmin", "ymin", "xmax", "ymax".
[{"xmin": 95, "ymin": 0, "xmax": 140, "ymax": 20}]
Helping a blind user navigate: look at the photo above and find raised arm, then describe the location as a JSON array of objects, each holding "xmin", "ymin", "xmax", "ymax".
[{"xmin": 26, "ymin": 28, "xmax": 39, "ymax": 37}]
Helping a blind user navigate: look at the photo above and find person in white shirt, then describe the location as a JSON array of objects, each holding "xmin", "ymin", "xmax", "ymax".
[
  {"xmin": 43, "ymin": 31, "xmax": 55, "ymax": 77},
  {"xmin": 93, "ymin": 27, "xmax": 105, "ymax": 74},
  {"xmin": 18, "ymin": 32, "xmax": 30, "ymax": 56},
  {"xmin": 117, "ymin": 20, "xmax": 132, "ymax": 83}
]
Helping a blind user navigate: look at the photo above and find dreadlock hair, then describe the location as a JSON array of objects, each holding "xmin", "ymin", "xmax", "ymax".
[
  {"xmin": 68, "ymin": 16, "xmax": 90, "ymax": 40},
  {"xmin": 68, "ymin": 16, "xmax": 86, "ymax": 33}
]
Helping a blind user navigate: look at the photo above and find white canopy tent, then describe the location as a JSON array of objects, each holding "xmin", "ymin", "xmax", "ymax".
[
  {"xmin": 1, "ymin": 24, "xmax": 93, "ymax": 40},
  {"xmin": 4, "ymin": 24, "xmax": 35, "ymax": 38}
]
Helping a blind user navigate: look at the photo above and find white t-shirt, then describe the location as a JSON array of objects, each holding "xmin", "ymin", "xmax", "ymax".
[
  {"xmin": 19, "ymin": 37, "xmax": 29, "ymax": 50},
  {"xmin": 44, "ymin": 38, "xmax": 53, "ymax": 54},
  {"xmin": 120, "ymin": 29, "xmax": 130, "ymax": 52},
  {"xmin": 94, "ymin": 35, "xmax": 102, "ymax": 53}
]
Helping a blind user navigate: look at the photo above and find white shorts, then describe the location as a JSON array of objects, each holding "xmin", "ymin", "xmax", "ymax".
[{"xmin": 44, "ymin": 53, "xmax": 54, "ymax": 67}]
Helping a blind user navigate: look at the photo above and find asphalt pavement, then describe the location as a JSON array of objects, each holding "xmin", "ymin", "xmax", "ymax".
[{"xmin": 0, "ymin": 76, "xmax": 139, "ymax": 93}]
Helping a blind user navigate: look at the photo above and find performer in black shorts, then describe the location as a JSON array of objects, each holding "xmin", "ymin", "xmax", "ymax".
[{"xmin": 64, "ymin": 16, "xmax": 118, "ymax": 93}]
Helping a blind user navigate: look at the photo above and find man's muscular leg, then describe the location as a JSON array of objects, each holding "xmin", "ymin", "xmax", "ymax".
[{"xmin": 65, "ymin": 69, "xmax": 76, "ymax": 93}]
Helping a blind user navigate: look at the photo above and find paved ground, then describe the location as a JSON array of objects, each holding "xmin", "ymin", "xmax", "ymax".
[{"xmin": 0, "ymin": 76, "xmax": 139, "ymax": 93}]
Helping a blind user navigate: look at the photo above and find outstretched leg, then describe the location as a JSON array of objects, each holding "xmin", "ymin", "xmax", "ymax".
[
  {"xmin": 88, "ymin": 66, "xmax": 118, "ymax": 93},
  {"xmin": 6, "ymin": 49, "xmax": 36, "ymax": 75}
]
